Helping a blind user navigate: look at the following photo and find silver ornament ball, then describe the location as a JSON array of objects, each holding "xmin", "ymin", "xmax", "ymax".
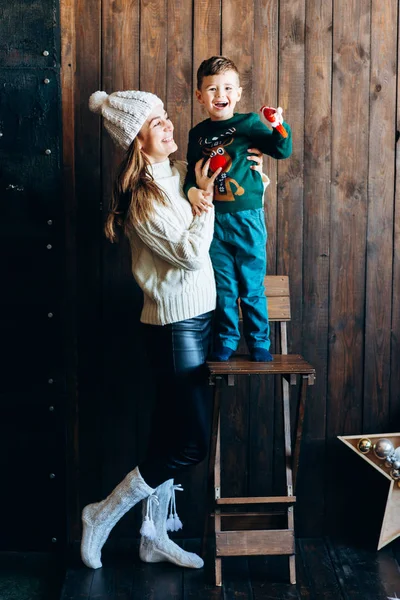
[
  {"xmin": 393, "ymin": 460, "xmax": 400, "ymax": 470},
  {"xmin": 391, "ymin": 447, "xmax": 400, "ymax": 465},
  {"xmin": 373, "ymin": 438, "xmax": 394, "ymax": 459}
]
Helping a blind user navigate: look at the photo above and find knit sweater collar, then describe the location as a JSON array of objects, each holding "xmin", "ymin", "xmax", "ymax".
[{"xmin": 147, "ymin": 158, "xmax": 173, "ymax": 181}]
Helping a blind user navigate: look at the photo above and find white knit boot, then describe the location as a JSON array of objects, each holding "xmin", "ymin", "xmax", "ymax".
[
  {"xmin": 81, "ymin": 466, "xmax": 154, "ymax": 569},
  {"xmin": 139, "ymin": 479, "xmax": 204, "ymax": 569}
]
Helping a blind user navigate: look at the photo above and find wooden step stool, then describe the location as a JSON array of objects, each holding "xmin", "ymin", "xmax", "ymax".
[{"xmin": 203, "ymin": 276, "xmax": 316, "ymax": 586}]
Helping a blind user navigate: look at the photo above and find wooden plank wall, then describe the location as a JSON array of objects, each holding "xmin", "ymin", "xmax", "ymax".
[{"xmin": 62, "ymin": 0, "xmax": 400, "ymax": 540}]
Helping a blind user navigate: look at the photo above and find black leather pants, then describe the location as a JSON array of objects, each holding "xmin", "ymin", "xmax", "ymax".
[{"xmin": 139, "ymin": 311, "xmax": 213, "ymax": 489}]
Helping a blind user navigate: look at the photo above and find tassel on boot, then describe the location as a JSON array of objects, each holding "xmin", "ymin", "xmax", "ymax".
[
  {"xmin": 166, "ymin": 484, "xmax": 183, "ymax": 532},
  {"xmin": 140, "ymin": 493, "xmax": 159, "ymax": 541}
]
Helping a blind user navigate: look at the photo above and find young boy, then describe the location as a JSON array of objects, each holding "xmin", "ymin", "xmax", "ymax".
[{"xmin": 183, "ymin": 56, "xmax": 292, "ymax": 362}]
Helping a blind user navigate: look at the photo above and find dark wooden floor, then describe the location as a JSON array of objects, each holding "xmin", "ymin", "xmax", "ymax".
[
  {"xmin": 58, "ymin": 537, "xmax": 400, "ymax": 600},
  {"xmin": 2, "ymin": 539, "xmax": 399, "ymax": 600},
  {"xmin": 0, "ymin": 552, "xmax": 64, "ymax": 600}
]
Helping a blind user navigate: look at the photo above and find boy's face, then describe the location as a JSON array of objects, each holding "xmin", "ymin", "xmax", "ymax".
[{"xmin": 196, "ymin": 70, "xmax": 242, "ymax": 121}]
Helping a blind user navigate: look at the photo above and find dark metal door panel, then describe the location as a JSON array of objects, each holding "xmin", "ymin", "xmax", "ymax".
[
  {"xmin": 0, "ymin": 1, "xmax": 60, "ymax": 68},
  {"xmin": 0, "ymin": 308, "xmax": 64, "ymax": 391},
  {"xmin": 0, "ymin": 0, "xmax": 66, "ymax": 551},
  {"xmin": 0, "ymin": 404, "xmax": 66, "ymax": 550},
  {"xmin": 0, "ymin": 69, "xmax": 61, "ymax": 179}
]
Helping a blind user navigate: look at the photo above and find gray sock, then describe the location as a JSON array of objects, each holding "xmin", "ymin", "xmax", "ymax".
[
  {"xmin": 81, "ymin": 466, "xmax": 154, "ymax": 569},
  {"xmin": 139, "ymin": 479, "xmax": 203, "ymax": 569}
]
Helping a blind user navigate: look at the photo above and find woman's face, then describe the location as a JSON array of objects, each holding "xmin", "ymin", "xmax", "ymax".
[{"xmin": 137, "ymin": 104, "xmax": 178, "ymax": 163}]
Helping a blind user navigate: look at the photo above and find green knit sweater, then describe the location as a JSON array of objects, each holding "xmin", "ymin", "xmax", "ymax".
[{"xmin": 183, "ymin": 112, "xmax": 292, "ymax": 214}]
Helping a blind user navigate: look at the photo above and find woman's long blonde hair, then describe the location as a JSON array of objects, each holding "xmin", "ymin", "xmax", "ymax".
[{"xmin": 105, "ymin": 137, "xmax": 167, "ymax": 242}]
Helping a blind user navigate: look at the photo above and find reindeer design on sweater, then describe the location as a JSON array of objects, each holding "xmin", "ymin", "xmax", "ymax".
[{"xmin": 199, "ymin": 129, "xmax": 245, "ymax": 202}]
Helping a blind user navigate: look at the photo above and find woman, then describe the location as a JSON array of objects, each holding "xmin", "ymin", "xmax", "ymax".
[{"xmin": 81, "ymin": 89, "xmax": 266, "ymax": 571}]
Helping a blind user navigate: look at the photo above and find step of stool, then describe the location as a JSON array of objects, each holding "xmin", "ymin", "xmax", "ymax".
[
  {"xmin": 216, "ymin": 496, "xmax": 296, "ymax": 505},
  {"xmin": 216, "ymin": 529, "xmax": 295, "ymax": 556}
]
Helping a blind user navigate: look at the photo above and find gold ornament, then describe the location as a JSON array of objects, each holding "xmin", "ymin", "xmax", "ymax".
[{"xmin": 358, "ymin": 438, "xmax": 372, "ymax": 454}]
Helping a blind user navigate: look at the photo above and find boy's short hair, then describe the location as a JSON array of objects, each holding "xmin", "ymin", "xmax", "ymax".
[{"xmin": 197, "ymin": 56, "xmax": 240, "ymax": 90}]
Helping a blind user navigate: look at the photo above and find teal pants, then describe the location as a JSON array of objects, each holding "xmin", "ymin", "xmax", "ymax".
[{"xmin": 209, "ymin": 208, "xmax": 270, "ymax": 352}]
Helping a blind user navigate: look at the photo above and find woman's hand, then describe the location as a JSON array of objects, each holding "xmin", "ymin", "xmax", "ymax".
[
  {"xmin": 247, "ymin": 148, "xmax": 264, "ymax": 174},
  {"xmin": 191, "ymin": 149, "xmax": 264, "ymax": 216},
  {"xmin": 194, "ymin": 158, "xmax": 222, "ymax": 193},
  {"xmin": 187, "ymin": 187, "xmax": 213, "ymax": 217}
]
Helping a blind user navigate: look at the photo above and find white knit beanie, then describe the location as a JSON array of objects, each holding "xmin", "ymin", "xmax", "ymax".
[{"xmin": 88, "ymin": 90, "xmax": 163, "ymax": 150}]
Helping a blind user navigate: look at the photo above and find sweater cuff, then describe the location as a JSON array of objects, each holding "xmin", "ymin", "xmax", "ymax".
[
  {"xmin": 262, "ymin": 174, "xmax": 270, "ymax": 191},
  {"xmin": 272, "ymin": 120, "xmax": 290, "ymax": 134},
  {"xmin": 190, "ymin": 205, "xmax": 215, "ymax": 235},
  {"xmin": 194, "ymin": 204, "xmax": 214, "ymax": 223}
]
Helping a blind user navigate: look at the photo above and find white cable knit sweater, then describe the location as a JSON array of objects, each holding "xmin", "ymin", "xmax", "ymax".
[{"xmin": 127, "ymin": 159, "xmax": 217, "ymax": 325}]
